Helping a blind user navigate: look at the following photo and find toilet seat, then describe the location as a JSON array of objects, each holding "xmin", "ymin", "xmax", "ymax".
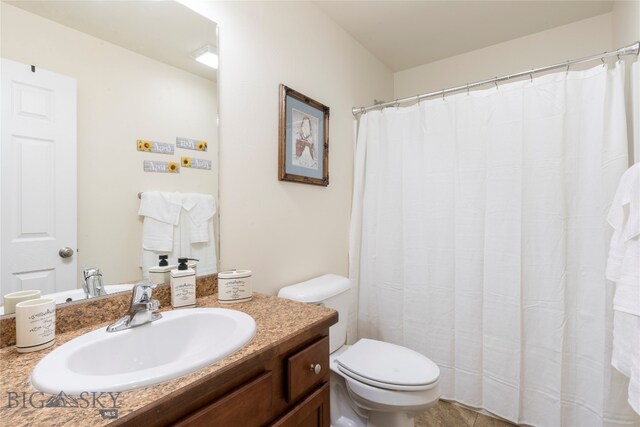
[{"xmin": 334, "ymin": 339, "xmax": 440, "ymax": 392}]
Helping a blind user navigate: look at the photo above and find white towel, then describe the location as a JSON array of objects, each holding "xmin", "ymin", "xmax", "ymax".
[
  {"xmin": 607, "ymin": 163, "xmax": 640, "ymax": 316},
  {"xmin": 140, "ymin": 192, "xmax": 217, "ymax": 278},
  {"xmin": 611, "ymin": 310, "xmax": 640, "ymax": 377},
  {"xmin": 630, "ymin": 350, "xmax": 640, "ymax": 415},
  {"xmin": 178, "ymin": 206, "xmax": 217, "ymax": 276},
  {"xmin": 182, "ymin": 193, "xmax": 216, "ymax": 243},
  {"xmin": 607, "ymin": 163, "xmax": 640, "ymax": 417},
  {"xmin": 141, "ymin": 228, "xmax": 181, "ymax": 278},
  {"xmin": 138, "ymin": 192, "xmax": 181, "ymax": 251}
]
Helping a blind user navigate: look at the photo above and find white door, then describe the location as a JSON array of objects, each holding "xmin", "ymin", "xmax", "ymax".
[{"xmin": 1, "ymin": 58, "xmax": 77, "ymax": 297}]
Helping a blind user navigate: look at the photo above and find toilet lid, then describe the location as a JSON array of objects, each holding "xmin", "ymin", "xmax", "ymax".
[{"xmin": 335, "ymin": 339, "xmax": 440, "ymax": 391}]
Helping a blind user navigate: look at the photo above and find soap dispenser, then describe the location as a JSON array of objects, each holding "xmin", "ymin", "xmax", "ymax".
[
  {"xmin": 170, "ymin": 258, "xmax": 196, "ymax": 308},
  {"xmin": 148, "ymin": 255, "xmax": 172, "ymax": 285}
]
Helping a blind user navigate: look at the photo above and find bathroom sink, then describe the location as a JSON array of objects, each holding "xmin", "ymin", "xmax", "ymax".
[{"xmin": 31, "ymin": 308, "xmax": 256, "ymax": 395}]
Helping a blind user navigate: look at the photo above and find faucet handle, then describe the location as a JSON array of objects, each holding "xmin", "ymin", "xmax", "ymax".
[
  {"xmin": 131, "ymin": 280, "xmax": 157, "ymax": 303},
  {"xmin": 147, "ymin": 299, "xmax": 161, "ymax": 312}
]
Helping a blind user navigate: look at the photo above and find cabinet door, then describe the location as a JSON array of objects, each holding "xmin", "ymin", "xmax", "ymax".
[
  {"xmin": 175, "ymin": 372, "xmax": 273, "ymax": 427},
  {"xmin": 272, "ymin": 383, "xmax": 329, "ymax": 427}
]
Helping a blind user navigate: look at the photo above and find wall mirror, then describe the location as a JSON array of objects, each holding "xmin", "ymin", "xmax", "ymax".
[{"xmin": 0, "ymin": 0, "xmax": 219, "ymax": 315}]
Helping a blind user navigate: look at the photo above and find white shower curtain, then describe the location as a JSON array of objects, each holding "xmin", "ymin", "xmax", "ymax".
[{"xmin": 350, "ymin": 62, "xmax": 640, "ymax": 426}]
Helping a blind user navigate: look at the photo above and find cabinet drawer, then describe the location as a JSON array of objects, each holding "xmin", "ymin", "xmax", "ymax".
[
  {"xmin": 272, "ymin": 383, "xmax": 330, "ymax": 427},
  {"xmin": 286, "ymin": 336, "xmax": 329, "ymax": 402},
  {"xmin": 175, "ymin": 371, "xmax": 273, "ymax": 427}
]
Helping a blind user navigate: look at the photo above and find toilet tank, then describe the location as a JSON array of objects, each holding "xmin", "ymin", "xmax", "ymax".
[{"xmin": 278, "ymin": 274, "xmax": 351, "ymax": 353}]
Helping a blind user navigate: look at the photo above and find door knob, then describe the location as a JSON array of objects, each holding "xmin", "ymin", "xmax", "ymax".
[
  {"xmin": 309, "ymin": 364, "xmax": 321, "ymax": 375},
  {"xmin": 59, "ymin": 247, "xmax": 74, "ymax": 258}
]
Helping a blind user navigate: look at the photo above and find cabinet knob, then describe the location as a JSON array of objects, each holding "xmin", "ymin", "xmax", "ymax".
[{"xmin": 309, "ymin": 363, "xmax": 321, "ymax": 375}]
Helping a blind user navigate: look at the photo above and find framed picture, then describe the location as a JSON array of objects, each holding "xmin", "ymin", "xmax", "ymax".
[{"xmin": 278, "ymin": 84, "xmax": 330, "ymax": 186}]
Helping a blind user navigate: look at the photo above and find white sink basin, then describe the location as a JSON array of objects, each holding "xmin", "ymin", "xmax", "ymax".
[{"xmin": 31, "ymin": 308, "xmax": 256, "ymax": 395}]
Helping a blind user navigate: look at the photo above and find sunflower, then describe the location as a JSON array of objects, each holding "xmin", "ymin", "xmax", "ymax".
[
  {"xmin": 137, "ymin": 140, "xmax": 152, "ymax": 152},
  {"xmin": 168, "ymin": 162, "xmax": 179, "ymax": 173},
  {"xmin": 182, "ymin": 157, "xmax": 191, "ymax": 168},
  {"xmin": 197, "ymin": 141, "xmax": 207, "ymax": 151}
]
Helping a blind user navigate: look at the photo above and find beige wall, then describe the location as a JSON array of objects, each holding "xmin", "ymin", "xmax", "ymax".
[
  {"xmin": 1, "ymin": 3, "xmax": 218, "ymax": 285},
  {"xmin": 613, "ymin": 1, "xmax": 640, "ymax": 49},
  {"xmin": 394, "ymin": 13, "xmax": 614, "ymax": 99},
  {"xmin": 393, "ymin": 5, "xmax": 638, "ymax": 163},
  {"xmin": 180, "ymin": 1, "xmax": 393, "ymax": 296}
]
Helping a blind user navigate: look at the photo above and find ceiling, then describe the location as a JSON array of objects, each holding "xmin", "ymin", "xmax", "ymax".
[
  {"xmin": 5, "ymin": 0, "xmax": 218, "ymax": 81},
  {"xmin": 316, "ymin": 1, "xmax": 614, "ymax": 72}
]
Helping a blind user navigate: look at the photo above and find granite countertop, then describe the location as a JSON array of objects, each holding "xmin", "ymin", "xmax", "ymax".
[{"xmin": 0, "ymin": 293, "xmax": 336, "ymax": 426}]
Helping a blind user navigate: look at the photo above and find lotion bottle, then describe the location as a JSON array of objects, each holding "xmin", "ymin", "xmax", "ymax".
[
  {"xmin": 170, "ymin": 258, "xmax": 196, "ymax": 308},
  {"xmin": 149, "ymin": 255, "xmax": 173, "ymax": 285}
]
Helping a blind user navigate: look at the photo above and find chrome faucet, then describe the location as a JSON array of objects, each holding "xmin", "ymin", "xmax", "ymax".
[
  {"xmin": 82, "ymin": 266, "xmax": 108, "ymax": 298},
  {"xmin": 107, "ymin": 281, "xmax": 162, "ymax": 332}
]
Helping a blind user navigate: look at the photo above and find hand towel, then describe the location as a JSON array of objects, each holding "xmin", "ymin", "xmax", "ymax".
[
  {"xmin": 139, "ymin": 192, "xmax": 181, "ymax": 251},
  {"xmin": 606, "ymin": 163, "xmax": 640, "ymax": 316},
  {"xmin": 607, "ymin": 163, "xmax": 640, "ymax": 417},
  {"xmin": 181, "ymin": 193, "xmax": 216, "ymax": 243},
  {"xmin": 178, "ymin": 206, "xmax": 217, "ymax": 276},
  {"xmin": 611, "ymin": 310, "xmax": 640, "ymax": 377},
  {"xmin": 141, "ymin": 222, "xmax": 181, "ymax": 278}
]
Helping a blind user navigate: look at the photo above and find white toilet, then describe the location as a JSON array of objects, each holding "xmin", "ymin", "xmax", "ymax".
[{"xmin": 278, "ymin": 274, "xmax": 440, "ymax": 427}]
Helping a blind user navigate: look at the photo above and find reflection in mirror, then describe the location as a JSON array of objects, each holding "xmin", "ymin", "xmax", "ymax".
[{"xmin": 0, "ymin": 1, "xmax": 219, "ymax": 315}]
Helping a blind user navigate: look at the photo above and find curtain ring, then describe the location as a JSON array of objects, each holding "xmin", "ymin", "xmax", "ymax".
[
  {"xmin": 601, "ymin": 55, "xmax": 606, "ymax": 67},
  {"xmin": 466, "ymin": 83, "xmax": 470, "ymax": 96},
  {"xmin": 417, "ymin": 95, "xmax": 421, "ymax": 106},
  {"xmin": 494, "ymin": 78, "xmax": 499, "ymax": 90},
  {"xmin": 395, "ymin": 99, "xmax": 399, "ymax": 110},
  {"xmin": 441, "ymin": 89, "xmax": 445, "ymax": 101},
  {"xmin": 530, "ymin": 70, "xmax": 533, "ymax": 84},
  {"xmin": 566, "ymin": 62, "xmax": 570, "ymax": 75}
]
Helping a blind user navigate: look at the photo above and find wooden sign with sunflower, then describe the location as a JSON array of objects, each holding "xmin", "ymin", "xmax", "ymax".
[
  {"xmin": 181, "ymin": 156, "xmax": 211, "ymax": 170},
  {"xmin": 143, "ymin": 160, "xmax": 180, "ymax": 173},
  {"xmin": 136, "ymin": 139, "xmax": 174, "ymax": 154},
  {"xmin": 176, "ymin": 137, "xmax": 208, "ymax": 152}
]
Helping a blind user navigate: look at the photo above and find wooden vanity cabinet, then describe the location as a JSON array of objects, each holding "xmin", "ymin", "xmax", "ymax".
[
  {"xmin": 176, "ymin": 335, "xmax": 331, "ymax": 427},
  {"xmin": 119, "ymin": 320, "xmax": 336, "ymax": 427}
]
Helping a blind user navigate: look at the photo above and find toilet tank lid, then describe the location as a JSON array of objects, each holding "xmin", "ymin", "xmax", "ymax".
[{"xmin": 278, "ymin": 274, "xmax": 351, "ymax": 303}]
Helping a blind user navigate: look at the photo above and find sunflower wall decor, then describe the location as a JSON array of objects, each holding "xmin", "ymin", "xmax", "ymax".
[
  {"xmin": 181, "ymin": 156, "xmax": 211, "ymax": 170},
  {"xmin": 143, "ymin": 160, "xmax": 180, "ymax": 173},
  {"xmin": 136, "ymin": 139, "xmax": 174, "ymax": 154},
  {"xmin": 176, "ymin": 137, "xmax": 208, "ymax": 152}
]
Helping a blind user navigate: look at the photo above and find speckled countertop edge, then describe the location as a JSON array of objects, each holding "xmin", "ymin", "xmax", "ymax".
[{"xmin": 0, "ymin": 292, "xmax": 336, "ymax": 427}]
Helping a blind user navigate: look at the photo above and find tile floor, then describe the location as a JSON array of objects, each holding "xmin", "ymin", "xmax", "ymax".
[{"xmin": 416, "ymin": 400, "xmax": 517, "ymax": 427}]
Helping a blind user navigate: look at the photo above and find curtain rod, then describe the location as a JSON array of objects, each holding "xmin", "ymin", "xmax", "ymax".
[{"xmin": 352, "ymin": 41, "xmax": 640, "ymax": 116}]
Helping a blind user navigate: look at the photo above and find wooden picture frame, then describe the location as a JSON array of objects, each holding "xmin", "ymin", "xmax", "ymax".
[{"xmin": 278, "ymin": 84, "xmax": 329, "ymax": 186}]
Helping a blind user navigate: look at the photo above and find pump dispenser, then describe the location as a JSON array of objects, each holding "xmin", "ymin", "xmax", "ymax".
[
  {"xmin": 148, "ymin": 255, "xmax": 173, "ymax": 285},
  {"xmin": 170, "ymin": 257, "xmax": 196, "ymax": 308}
]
